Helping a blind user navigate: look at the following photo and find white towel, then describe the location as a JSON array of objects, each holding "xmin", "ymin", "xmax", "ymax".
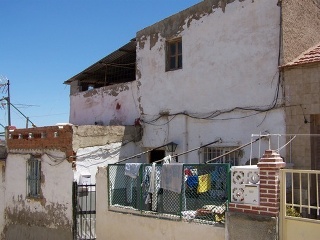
[
  {"xmin": 125, "ymin": 163, "xmax": 142, "ymax": 179},
  {"xmin": 160, "ymin": 163, "xmax": 183, "ymax": 193},
  {"xmin": 149, "ymin": 162, "xmax": 156, "ymax": 193},
  {"xmin": 163, "ymin": 155, "xmax": 172, "ymax": 164}
]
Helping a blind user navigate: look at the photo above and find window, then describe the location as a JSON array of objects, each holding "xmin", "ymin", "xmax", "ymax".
[
  {"xmin": 27, "ymin": 157, "xmax": 41, "ymax": 197},
  {"xmin": 203, "ymin": 147, "xmax": 240, "ymax": 166},
  {"xmin": 166, "ymin": 38, "xmax": 182, "ymax": 71}
]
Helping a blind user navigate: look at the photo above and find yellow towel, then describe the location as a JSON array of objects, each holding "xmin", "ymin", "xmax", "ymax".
[{"xmin": 197, "ymin": 174, "xmax": 211, "ymax": 193}]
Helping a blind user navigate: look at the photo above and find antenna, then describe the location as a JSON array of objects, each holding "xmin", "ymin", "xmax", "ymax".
[{"xmin": 0, "ymin": 75, "xmax": 10, "ymax": 126}]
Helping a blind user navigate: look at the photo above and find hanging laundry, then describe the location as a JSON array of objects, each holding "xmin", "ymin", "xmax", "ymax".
[
  {"xmin": 161, "ymin": 163, "xmax": 183, "ymax": 193},
  {"xmin": 186, "ymin": 175, "xmax": 198, "ymax": 188},
  {"xmin": 197, "ymin": 174, "xmax": 211, "ymax": 194},
  {"xmin": 163, "ymin": 155, "xmax": 172, "ymax": 164},
  {"xmin": 125, "ymin": 163, "xmax": 142, "ymax": 178}
]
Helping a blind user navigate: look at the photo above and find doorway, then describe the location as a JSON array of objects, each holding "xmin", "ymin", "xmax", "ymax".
[{"xmin": 149, "ymin": 150, "xmax": 165, "ymax": 163}]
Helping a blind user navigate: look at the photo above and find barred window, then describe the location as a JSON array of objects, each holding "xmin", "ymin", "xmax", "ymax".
[
  {"xmin": 27, "ymin": 157, "xmax": 41, "ymax": 197},
  {"xmin": 203, "ymin": 147, "xmax": 240, "ymax": 166}
]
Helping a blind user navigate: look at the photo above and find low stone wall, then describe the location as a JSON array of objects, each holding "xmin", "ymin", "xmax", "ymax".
[{"xmin": 226, "ymin": 212, "xmax": 278, "ymax": 240}]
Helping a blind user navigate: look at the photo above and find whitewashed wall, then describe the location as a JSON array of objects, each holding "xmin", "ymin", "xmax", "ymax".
[
  {"xmin": 0, "ymin": 162, "xmax": 5, "ymax": 239},
  {"xmin": 69, "ymin": 81, "xmax": 139, "ymax": 126},
  {"xmin": 75, "ymin": 142, "xmax": 145, "ymax": 184},
  {"xmin": 136, "ymin": 0, "xmax": 285, "ymax": 164},
  {"xmin": 3, "ymin": 152, "xmax": 73, "ymax": 239}
]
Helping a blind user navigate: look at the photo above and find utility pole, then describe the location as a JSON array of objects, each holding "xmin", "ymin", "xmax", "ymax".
[{"xmin": 7, "ymin": 80, "xmax": 11, "ymax": 126}]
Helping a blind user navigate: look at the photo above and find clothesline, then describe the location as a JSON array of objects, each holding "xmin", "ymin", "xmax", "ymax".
[
  {"xmin": 153, "ymin": 138, "xmax": 222, "ymax": 163},
  {"xmin": 115, "ymin": 143, "xmax": 169, "ymax": 164},
  {"xmin": 205, "ymin": 136, "xmax": 264, "ymax": 164}
]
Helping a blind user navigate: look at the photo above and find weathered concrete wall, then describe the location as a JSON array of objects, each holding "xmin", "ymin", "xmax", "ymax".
[
  {"xmin": 0, "ymin": 161, "xmax": 5, "ymax": 239},
  {"xmin": 72, "ymin": 125, "xmax": 143, "ymax": 183},
  {"xmin": 96, "ymin": 167, "xmax": 225, "ymax": 240},
  {"xmin": 72, "ymin": 125, "xmax": 141, "ymax": 150},
  {"xmin": 69, "ymin": 81, "xmax": 139, "ymax": 126},
  {"xmin": 136, "ymin": 0, "xmax": 285, "ymax": 164},
  {"xmin": 226, "ymin": 212, "xmax": 278, "ymax": 240},
  {"xmin": 3, "ymin": 152, "xmax": 73, "ymax": 240},
  {"xmin": 281, "ymin": 0, "xmax": 320, "ymax": 64},
  {"xmin": 283, "ymin": 63, "xmax": 320, "ymax": 169}
]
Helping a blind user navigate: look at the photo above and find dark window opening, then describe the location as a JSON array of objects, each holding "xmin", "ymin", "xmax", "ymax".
[
  {"xmin": 166, "ymin": 38, "xmax": 182, "ymax": 71},
  {"xmin": 149, "ymin": 150, "xmax": 165, "ymax": 163}
]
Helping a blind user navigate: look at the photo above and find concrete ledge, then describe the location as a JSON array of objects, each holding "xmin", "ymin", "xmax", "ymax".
[{"xmin": 226, "ymin": 211, "xmax": 278, "ymax": 240}]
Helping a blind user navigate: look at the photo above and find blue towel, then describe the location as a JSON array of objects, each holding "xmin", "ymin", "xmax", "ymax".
[{"xmin": 187, "ymin": 175, "xmax": 198, "ymax": 188}]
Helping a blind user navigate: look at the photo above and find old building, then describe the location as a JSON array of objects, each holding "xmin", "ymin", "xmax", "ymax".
[
  {"xmin": 1, "ymin": 0, "xmax": 320, "ymax": 239},
  {"xmin": 2, "ymin": 124, "xmax": 140, "ymax": 239},
  {"xmin": 281, "ymin": 42, "xmax": 320, "ymax": 170}
]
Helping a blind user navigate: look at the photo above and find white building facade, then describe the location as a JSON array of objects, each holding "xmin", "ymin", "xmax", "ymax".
[{"xmin": 67, "ymin": 0, "xmax": 285, "ymax": 166}]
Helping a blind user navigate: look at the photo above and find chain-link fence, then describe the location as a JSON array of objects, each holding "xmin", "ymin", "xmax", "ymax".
[{"xmin": 108, "ymin": 163, "xmax": 230, "ymax": 224}]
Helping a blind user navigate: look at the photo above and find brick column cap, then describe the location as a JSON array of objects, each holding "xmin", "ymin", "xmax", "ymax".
[{"xmin": 257, "ymin": 149, "xmax": 286, "ymax": 169}]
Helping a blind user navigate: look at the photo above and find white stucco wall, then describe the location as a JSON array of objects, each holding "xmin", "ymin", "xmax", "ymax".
[
  {"xmin": 136, "ymin": 0, "xmax": 285, "ymax": 164},
  {"xmin": 3, "ymin": 152, "xmax": 73, "ymax": 238},
  {"xmin": 96, "ymin": 167, "xmax": 225, "ymax": 240},
  {"xmin": 0, "ymin": 161, "xmax": 5, "ymax": 238},
  {"xmin": 69, "ymin": 81, "xmax": 139, "ymax": 126},
  {"xmin": 75, "ymin": 141, "xmax": 145, "ymax": 184}
]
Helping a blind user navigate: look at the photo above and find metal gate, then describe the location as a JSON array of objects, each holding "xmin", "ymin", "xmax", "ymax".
[
  {"xmin": 73, "ymin": 182, "xmax": 96, "ymax": 240},
  {"xmin": 280, "ymin": 169, "xmax": 320, "ymax": 240}
]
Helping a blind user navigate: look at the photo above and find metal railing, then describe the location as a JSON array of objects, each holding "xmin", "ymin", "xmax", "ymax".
[
  {"xmin": 281, "ymin": 169, "xmax": 320, "ymax": 220},
  {"xmin": 108, "ymin": 163, "xmax": 230, "ymax": 224}
]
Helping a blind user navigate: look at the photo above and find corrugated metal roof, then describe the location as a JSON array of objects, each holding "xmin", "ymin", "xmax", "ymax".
[
  {"xmin": 64, "ymin": 39, "xmax": 136, "ymax": 84},
  {"xmin": 282, "ymin": 42, "xmax": 320, "ymax": 68}
]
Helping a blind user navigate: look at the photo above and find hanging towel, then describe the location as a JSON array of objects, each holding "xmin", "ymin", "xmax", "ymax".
[
  {"xmin": 125, "ymin": 163, "xmax": 142, "ymax": 179},
  {"xmin": 187, "ymin": 175, "xmax": 199, "ymax": 188},
  {"xmin": 149, "ymin": 162, "xmax": 156, "ymax": 193},
  {"xmin": 197, "ymin": 174, "xmax": 211, "ymax": 193},
  {"xmin": 161, "ymin": 163, "xmax": 183, "ymax": 194},
  {"xmin": 163, "ymin": 155, "xmax": 172, "ymax": 164}
]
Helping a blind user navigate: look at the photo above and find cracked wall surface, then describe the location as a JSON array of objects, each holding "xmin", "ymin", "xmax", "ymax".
[
  {"xmin": 69, "ymin": 81, "xmax": 139, "ymax": 126},
  {"xmin": 135, "ymin": 0, "xmax": 285, "ymax": 164}
]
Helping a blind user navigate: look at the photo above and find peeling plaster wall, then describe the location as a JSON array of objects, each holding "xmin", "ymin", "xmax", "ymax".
[
  {"xmin": 69, "ymin": 81, "xmax": 139, "ymax": 126},
  {"xmin": 0, "ymin": 161, "xmax": 5, "ymax": 239},
  {"xmin": 136, "ymin": 0, "xmax": 285, "ymax": 164},
  {"xmin": 3, "ymin": 152, "xmax": 73, "ymax": 240},
  {"xmin": 72, "ymin": 125, "xmax": 141, "ymax": 150},
  {"xmin": 72, "ymin": 125, "xmax": 143, "ymax": 183}
]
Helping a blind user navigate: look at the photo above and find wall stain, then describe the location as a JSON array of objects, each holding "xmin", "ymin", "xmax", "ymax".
[{"xmin": 4, "ymin": 200, "xmax": 72, "ymax": 238}]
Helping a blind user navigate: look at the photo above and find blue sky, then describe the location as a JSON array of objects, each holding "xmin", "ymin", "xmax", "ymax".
[{"xmin": 0, "ymin": 0, "xmax": 200, "ymax": 129}]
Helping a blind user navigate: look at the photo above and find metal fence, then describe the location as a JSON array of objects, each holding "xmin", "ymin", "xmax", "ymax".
[
  {"xmin": 108, "ymin": 163, "xmax": 230, "ymax": 224},
  {"xmin": 73, "ymin": 182, "xmax": 96, "ymax": 240},
  {"xmin": 281, "ymin": 169, "xmax": 320, "ymax": 220}
]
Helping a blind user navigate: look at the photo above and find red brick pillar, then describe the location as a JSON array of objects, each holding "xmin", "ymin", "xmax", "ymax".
[
  {"xmin": 228, "ymin": 150, "xmax": 286, "ymax": 216},
  {"xmin": 257, "ymin": 149, "xmax": 286, "ymax": 216}
]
